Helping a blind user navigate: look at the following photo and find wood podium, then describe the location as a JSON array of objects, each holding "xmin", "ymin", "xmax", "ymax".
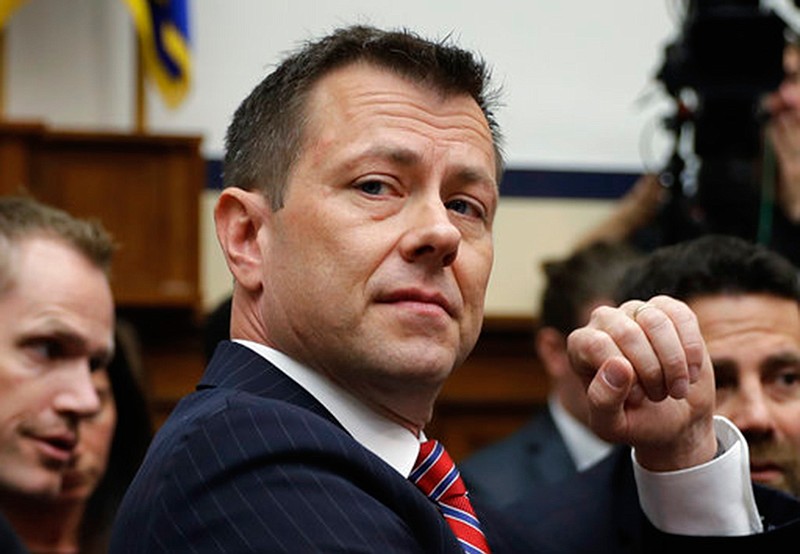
[{"xmin": 0, "ymin": 121, "xmax": 202, "ymax": 308}]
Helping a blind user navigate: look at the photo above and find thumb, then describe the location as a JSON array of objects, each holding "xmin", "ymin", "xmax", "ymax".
[{"xmin": 587, "ymin": 357, "xmax": 635, "ymax": 442}]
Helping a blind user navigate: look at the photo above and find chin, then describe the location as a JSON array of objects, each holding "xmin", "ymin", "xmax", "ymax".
[
  {"xmin": 18, "ymin": 477, "xmax": 63, "ymax": 500},
  {"xmin": 403, "ymin": 352, "xmax": 457, "ymax": 383}
]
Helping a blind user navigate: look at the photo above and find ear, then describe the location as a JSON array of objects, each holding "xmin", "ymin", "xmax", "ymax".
[
  {"xmin": 214, "ymin": 188, "xmax": 270, "ymax": 292},
  {"xmin": 535, "ymin": 327, "xmax": 570, "ymax": 380}
]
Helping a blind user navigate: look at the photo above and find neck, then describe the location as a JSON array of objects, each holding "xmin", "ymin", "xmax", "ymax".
[{"xmin": 1, "ymin": 496, "xmax": 84, "ymax": 554}]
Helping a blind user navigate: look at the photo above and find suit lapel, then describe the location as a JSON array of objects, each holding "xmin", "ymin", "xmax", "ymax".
[{"xmin": 526, "ymin": 408, "xmax": 578, "ymax": 483}]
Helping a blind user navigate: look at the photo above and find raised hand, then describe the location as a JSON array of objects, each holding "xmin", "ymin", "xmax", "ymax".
[{"xmin": 567, "ymin": 295, "xmax": 718, "ymax": 471}]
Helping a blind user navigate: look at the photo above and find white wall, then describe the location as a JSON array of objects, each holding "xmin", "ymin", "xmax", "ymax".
[
  {"xmin": 2, "ymin": 0, "xmax": 770, "ymax": 315},
  {"xmin": 5, "ymin": 0, "xmax": 682, "ymax": 166}
]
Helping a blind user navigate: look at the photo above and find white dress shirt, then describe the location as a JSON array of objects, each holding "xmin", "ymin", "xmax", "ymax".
[{"xmin": 235, "ymin": 340, "xmax": 762, "ymax": 536}]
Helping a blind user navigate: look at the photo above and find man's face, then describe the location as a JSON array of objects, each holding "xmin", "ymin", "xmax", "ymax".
[
  {"xmin": 0, "ymin": 236, "xmax": 114, "ymax": 500},
  {"xmin": 258, "ymin": 63, "xmax": 497, "ymax": 428},
  {"xmin": 59, "ymin": 368, "xmax": 116, "ymax": 502},
  {"xmin": 691, "ymin": 293, "xmax": 800, "ymax": 497}
]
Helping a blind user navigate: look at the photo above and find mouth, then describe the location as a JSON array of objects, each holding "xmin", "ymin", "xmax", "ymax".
[
  {"xmin": 378, "ymin": 288, "xmax": 455, "ymax": 318},
  {"xmin": 750, "ymin": 460, "xmax": 784, "ymax": 484},
  {"xmin": 30, "ymin": 432, "xmax": 78, "ymax": 465}
]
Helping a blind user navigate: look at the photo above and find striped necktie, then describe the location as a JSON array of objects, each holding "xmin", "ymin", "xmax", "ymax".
[{"xmin": 409, "ymin": 439, "xmax": 491, "ymax": 554}]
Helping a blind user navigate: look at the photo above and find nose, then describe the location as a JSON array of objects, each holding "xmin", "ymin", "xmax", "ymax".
[
  {"xmin": 721, "ymin": 384, "xmax": 774, "ymax": 444},
  {"xmin": 53, "ymin": 363, "xmax": 102, "ymax": 419},
  {"xmin": 399, "ymin": 197, "xmax": 461, "ymax": 268}
]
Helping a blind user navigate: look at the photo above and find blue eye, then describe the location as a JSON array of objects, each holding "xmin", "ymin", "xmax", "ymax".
[
  {"xmin": 357, "ymin": 180, "xmax": 387, "ymax": 196},
  {"xmin": 445, "ymin": 198, "xmax": 485, "ymax": 219}
]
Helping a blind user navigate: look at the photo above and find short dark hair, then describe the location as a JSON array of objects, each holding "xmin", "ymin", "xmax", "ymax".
[
  {"xmin": 539, "ymin": 241, "xmax": 642, "ymax": 335},
  {"xmin": 615, "ymin": 234, "xmax": 800, "ymax": 304},
  {"xmin": 223, "ymin": 24, "xmax": 503, "ymax": 209}
]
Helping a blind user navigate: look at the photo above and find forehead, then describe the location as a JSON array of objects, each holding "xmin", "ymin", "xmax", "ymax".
[
  {"xmin": 0, "ymin": 236, "xmax": 114, "ymax": 351},
  {"xmin": 302, "ymin": 63, "xmax": 497, "ymax": 175},
  {"xmin": 690, "ymin": 294, "xmax": 800, "ymax": 354}
]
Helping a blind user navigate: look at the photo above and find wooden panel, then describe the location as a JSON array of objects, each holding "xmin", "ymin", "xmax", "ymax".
[
  {"xmin": 0, "ymin": 121, "xmax": 43, "ymax": 194},
  {"xmin": 118, "ymin": 308, "xmax": 206, "ymax": 429},
  {"xmin": 24, "ymin": 129, "xmax": 203, "ymax": 309}
]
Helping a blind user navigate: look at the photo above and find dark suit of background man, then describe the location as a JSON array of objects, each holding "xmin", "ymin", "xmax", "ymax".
[{"xmin": 111, "ymin": 24, "xmax": 800, "ymax": 552}]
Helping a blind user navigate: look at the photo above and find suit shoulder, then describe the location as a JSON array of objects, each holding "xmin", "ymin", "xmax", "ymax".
[{"xmin": 111, "ymin": 389, "xmax": 451, "ymax": 553}]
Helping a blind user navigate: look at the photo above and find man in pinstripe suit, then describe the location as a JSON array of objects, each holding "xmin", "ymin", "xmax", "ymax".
[{"xmin": 111, "ymin": 25, "xmax": 800, "ymax": 552}]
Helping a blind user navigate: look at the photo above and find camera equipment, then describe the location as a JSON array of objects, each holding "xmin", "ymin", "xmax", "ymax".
[{"xmin": 653, "ymin": 0, "xmax": 790, "ymax": 244}]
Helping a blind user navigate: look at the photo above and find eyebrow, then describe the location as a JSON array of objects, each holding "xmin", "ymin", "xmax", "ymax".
[
  {"xmin": 355, "ymin": 145, "xmax": 497, "ymax": 188},
  {"xmin": 29, "ymin": 319, "xmax": 114, "ymax": 366},
  {"xmin": 762, "ymin": 351, "xmax": 800, "ymax": 373},
  {"xmin": 356, "ymin": 145, "xmax": 419, "ymax": 167},
  {"xmin": 713, "ymin": 351, "xmax": 800, "ymax": 375}
]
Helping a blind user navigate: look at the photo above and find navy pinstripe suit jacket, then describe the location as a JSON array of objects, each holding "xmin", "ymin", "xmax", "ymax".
[{"xmin": 110, "ymin": 341, "xmax": 518, "ymax": 553}]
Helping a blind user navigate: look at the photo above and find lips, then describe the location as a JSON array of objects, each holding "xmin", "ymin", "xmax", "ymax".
[
  {"xmin": 750, "ymin": 460, "xmax": 783, "ymax": 483},
  {"xmin": 30, "ymin": 432, "xmax": 78, "ymax": 465},
  {"xmin": 378, "ymin": 288, "xmax": 455, "ymax": 317}
]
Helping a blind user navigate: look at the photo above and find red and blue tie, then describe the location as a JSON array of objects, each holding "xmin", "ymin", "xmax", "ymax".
[{"xmin": 409, "ymin": 440, "xmax": 491, "ymax": 554}]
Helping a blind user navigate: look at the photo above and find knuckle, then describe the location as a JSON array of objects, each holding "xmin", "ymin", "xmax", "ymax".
[
  {"xmin": 659, "ymin": 351, "xmax": 687, "ymax": 373},
  {"xmin": 567, "ymin": 329, "xmax": 607, "ymax": 370},
  {"xmin": 611, "ymin": 318, "xmax": 642, "ymax": 346},
  {"xmin": 682, "ymin": 338, "xmax": 705, "ymax": 362},
  {"xmin": 590, "ymin": 305, "xmax": 620, "ymax": 325}
]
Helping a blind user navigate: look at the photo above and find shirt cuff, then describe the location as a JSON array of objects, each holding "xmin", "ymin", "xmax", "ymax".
[{"xmin": 632, "ymin": 415, "xmax": 762, "ymax": 536}]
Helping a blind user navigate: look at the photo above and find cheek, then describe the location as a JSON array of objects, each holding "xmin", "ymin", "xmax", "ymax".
[
  {"xmin": 713, "ymin": 398, "xmax": 734, "ymax": 420},
  {"xmin": 775, "ymin": 408, "xmax": 800, "ymax": 444},
  {"xmin": 0, "ymin": 378, "xmax": 52, "ymax": 427},
  {"xmin": 458, "ymin": 243, "xmax": 493, "ymax": 303},
  {"xmin": 284, "ymin": 213, "xmax": 380, "ymax": 289},
  {"xmin": 85, "ymin": 409, "xmax": 116, "ymax": 462}
]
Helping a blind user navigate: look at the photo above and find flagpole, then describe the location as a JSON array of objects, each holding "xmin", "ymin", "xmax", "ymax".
[
  {"xmin": 0, "ymin": 28, "xmax": 6, "ymax": 119},
  {"xmin": 134, "ymin": 34, "xmax": 146, "ymax": 133}
]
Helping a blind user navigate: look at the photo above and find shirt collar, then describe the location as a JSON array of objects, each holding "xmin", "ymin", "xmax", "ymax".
[{"xmin": 233, "ymin": 339, "xmax": 420, "ymax": 477}]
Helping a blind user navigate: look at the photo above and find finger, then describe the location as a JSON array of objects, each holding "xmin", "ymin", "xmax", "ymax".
[
  {"xmin": 609, "ymin": 301, "xmax": 672, "ymax": 400},
  {"xmin": 586, "ymin": 356, "xmax": 635, "ymax": 444},
  {"xmin": 566, "ymin": 325, "xmax": 618, "ymax": 389},
  {"xmin": 567, "ymin": 306, "xmax": 652, "ymax": 388},
  {"xmin": 635, "ymin": 296, "xmax": 700, "ymax": 399},
  {"xmin": 649, "ymin": 295, "xmax": 705, "ymax": 384}
]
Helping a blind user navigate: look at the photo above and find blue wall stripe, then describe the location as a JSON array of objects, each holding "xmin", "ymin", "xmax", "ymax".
[
  {"xmin": 499, "ymin": 168, "xmax": 639, "ymax": 199},
  {"xmin": 207, "ymin": 159, "xmax": 224, "ymax": 191},
  {"xmin": 205, "ymin": 159, "xmax": 638, "ymax": 200}
]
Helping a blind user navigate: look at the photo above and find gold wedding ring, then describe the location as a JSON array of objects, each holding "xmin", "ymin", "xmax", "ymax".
[{"xmin": 632, "ymin": 303, "xmax": 652, "ymax": 322}]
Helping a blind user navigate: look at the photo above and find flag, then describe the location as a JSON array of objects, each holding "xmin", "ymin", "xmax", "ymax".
[
  {"xmin": 0, "ymin": 0, "xmax": 27, "ymax": 28},
  {"xmin": 124, "ymin": 0, "xmax": 191, "ymax": 108}
]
